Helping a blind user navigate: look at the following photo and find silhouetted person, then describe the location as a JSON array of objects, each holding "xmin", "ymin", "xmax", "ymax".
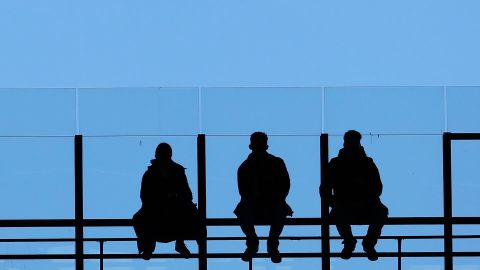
[
  {"xmin": 234, "ymin": 132, "xmax": 293, "ymax": 263},
  {"xmin": 133, "ymin": 143, "xmax": 201, "ymax": 260},
  {"xmin": 320, "ymin": 130, "xmax": 388, "ymax": 261}
]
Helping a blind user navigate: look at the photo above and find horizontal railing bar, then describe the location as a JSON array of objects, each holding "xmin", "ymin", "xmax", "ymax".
[
  {"xmin": 1, "ymin": 133, "xmax": 478, "ymax": 140},
  {"xmin": 0, "ymin": 238, "xmax": 76, "ymax": 242},
  {"xmin": 82, "ymin": 252, "xmax": 480, "ymax": 259},
  {"xmin": 205, "ymin": 217, "xmax": 456, "ymax": 226},
  {"xmin": 83, "ymin": 134, "xmax": 198, "ymax": 138},
  {"xmin": 1, "ymin": 217, "xmax": 480, "ymax": 227},
  {"xmin": 204, "ymin": 235, "xmax": 480, "ymax": 240},
  {"xmin": 0, "ymin": 254, "xmax": 76, "ymax": 259},
  {"xmin": 448, "ymin": 133, "xmax": 480, "ymax": 140},
  {"xmin": 0, "ymin": 220, "xmax": 75, "ymax": 227},
  {"xmin": 2, "ymin": 234, "xmax": 480, "ymax": 243},
  {"xmin": 1, "ymin": 252, "xmax": 480, "ymax": 260},
  {"xmin": 0, "ymin": 135, "xmax": 75, "ymax": 138},
  {"xmin": 80, "ymin": 217, "xmax": 480, "ymax": 226}
]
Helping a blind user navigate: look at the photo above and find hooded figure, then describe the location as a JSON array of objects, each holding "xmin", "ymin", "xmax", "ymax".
[
  {"xmin": 234, "ymin": 132, "xmax": 293, "ymax": 264},
  {"xmin": 133, "ymin": 143, "xmax": 201, "ymax": 260},
  {"xmin": 320, "ymin": 130, "xmax": 388, "ymax": 261}
]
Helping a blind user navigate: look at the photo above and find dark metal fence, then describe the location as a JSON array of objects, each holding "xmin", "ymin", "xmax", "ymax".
[{"xmin": 0, "ymin": 133, "xmax": 478, "ymax": 270}]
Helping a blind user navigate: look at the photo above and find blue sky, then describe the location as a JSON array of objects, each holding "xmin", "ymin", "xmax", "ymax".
[
  {"xmin": 1, "ymin": 1, "xmax": 480, "ymax": 87},
  {"xmin": 1, "ymin": 1, "xmax": 480, "ymax": 270}
]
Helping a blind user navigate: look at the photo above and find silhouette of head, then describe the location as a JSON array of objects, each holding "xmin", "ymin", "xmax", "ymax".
[
  {"xmin": 343, "ymin": 130, "xmax": 362, "ymax": 150},
  {"xmin": 249, "ymin": 132, "xmax": 268, "ymax": 152},
  {"xmin": 155, "ymin": 143, "xmax": 172, "ymax": 161}
]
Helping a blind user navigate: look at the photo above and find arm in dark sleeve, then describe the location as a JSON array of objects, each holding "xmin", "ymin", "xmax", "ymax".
[
  {"xmin": 278, "ymin": 159, "xmax": 291, "ymax": 200},
  {"xmin": 178, "ymin": 168, "xmax": 193, "ymax": 201},
  {"xmin": 320, "ymin": 161, "xmax": 334, "ymax": 207},
  {"xmin": 370, "ymin": 160, "xmax": 383, "ymax": 197},
  {"xmin": 237, "ymin": 165, "xmax": 247, "ymax": 198},
  {"xmin": 140, "ymin": 170, "xmax": 151, "ymax": 204}
]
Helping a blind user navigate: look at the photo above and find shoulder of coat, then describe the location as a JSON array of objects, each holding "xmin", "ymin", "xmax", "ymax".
[
  {"xmin": 329, "ymin": 157, "xmax": 340, "ymax": 164},
  {"xmin": 238, "ymin": 159, "xmax": 250, "ymax": 171},
  {"xmin": 270, "ymin": 154, "xmax": 286, "ymax": 166},
  {"xmin": 171, "ymin": 161, "xmax": 186, "ymax": 171},
  {"xmin": 275, "ymin": 155, "xmax": 285, "ymax": 163}
]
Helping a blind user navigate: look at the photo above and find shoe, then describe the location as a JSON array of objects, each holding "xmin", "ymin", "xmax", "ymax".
[
  {"xmin": 241, "ymin": 246, "xmax": 258, "ymax": 262},
  {"xmin": 141, "ymin": 251, "xmax": 152, "ymax": 260},
  {"xmin": 362, "ymin": 243, "xmax": 378, "ymax": 261},
  {"xmin": 175, "ymin": 242, "xmax": 191, "ymax": 259},
  {"xmin": 340, "ymin": 239, "xmax": 357, "ymax": 260},
  {"xmin": 139, "ymin": 240, "xmax": 155, "ymax": 260},
  {"xmin": 267, "ymin": 248, "xmax": 282, "ymax": 263}
]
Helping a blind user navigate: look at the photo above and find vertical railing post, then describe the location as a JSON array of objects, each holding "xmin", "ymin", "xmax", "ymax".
[
  {"xmin": 197, "ymin": 134, "xmax": 207, "ymax": 270},
  {"xmin": 397, "ymin": 238, "xmax": 402, "ymax": 270},
  {"xmin": 99, "ymin": 240, "xmax": 104, "ymax": 270},
  {"xmin": 320, "ymin": 134, "xmax": 330, "ymax": 270},
  {"xmin": 75, "ymin": 135, "xmax": 84, "ymax": 270},
  {"xmin": 443, "ymin": 132, "xmax": 453, "ymax": 270}
]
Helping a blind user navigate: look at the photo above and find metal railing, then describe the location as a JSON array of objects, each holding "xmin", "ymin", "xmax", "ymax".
[
  {"xmin": 0, "ymin": 133, "xmax": 479, "ymax": 270},
  {"xmin": 1, "ymin": 217, "xmax": 480, "ymax": 270}
]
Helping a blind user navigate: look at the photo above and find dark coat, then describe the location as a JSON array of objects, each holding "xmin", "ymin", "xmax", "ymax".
[
  {"xmin": 321, "ymin": 147, "xmax": 387, "ymax": 212},
  {"xmin": 140, "ymin": 159, "xmax": 193, "ymax": 209},
  {"xmin": 234, "ymin": 152, "xmax": 293, "ymax": 222},
  {"xmin": 133, "ymin": 159, "xmax": 200, "ymax": 243}
]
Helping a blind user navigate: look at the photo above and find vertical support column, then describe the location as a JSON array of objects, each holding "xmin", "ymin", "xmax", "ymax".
[
  {"xmin": 197, "ymin": 134, "xmax": 207, "ymax": 270},
  {"xmin": 75, "ymin": 135, "xmax": 84, "ymax": 270},
  {"xmin": 443, "ymin": 132, "xmax": 453, "ymax": 270},
  {"xmin": 320, "ymin": 134, "xmax": 330, "ymax": 270}
]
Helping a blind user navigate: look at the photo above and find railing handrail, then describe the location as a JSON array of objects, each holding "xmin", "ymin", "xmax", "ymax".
[
  {"xmin": 1, "ymin": 252, "xmax": 480, "ymax": 260},
  {"xmin": 1, "ymin": 216, "xmax": 480, "ymax": 227},
  {"xmin": 1, "ymin": 234, "xmax": 480, "ymax": 243}
]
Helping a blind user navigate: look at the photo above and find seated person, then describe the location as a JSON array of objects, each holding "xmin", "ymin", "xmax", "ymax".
[
  {"xmin": 133, "ymin": 143, "xmax": 201, "ymax": 260},
  {"xmin": 234, "ymin": 132, "xmax": 293, "ymax": 263},
  {"xmin": 320, "ymin": 130, "xmax": 388, "ymax": 261}
]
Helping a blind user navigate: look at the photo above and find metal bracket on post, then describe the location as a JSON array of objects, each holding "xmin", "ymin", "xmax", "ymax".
[
  {"xmin": 75, "ymin": 135, "xmax": 84, "ymax": 270},
  {"xmin": 320, "ymin": 134, "xmax": 330, "ymax": 270},
  {"xmin": 197, "ymin": 134, "xmax": 207, "ymax": 270},
  {"xmin": 443, "ymin": 133, "xmax": 453, "ymax": 270}
]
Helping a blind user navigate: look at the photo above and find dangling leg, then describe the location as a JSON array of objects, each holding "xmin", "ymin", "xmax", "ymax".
[
  {"xmin": 362, "ymin": 204, "xmax": 388, "ymax": 261},
  {"xmin": 337, "ymin": 222, "xmax": 356, "ymax": 259},
  {"xmin": 133, "ymin": 210, "xmax": 156, "ymax": 260},
  {"xmin": 267, "ymin": 215, "xmax": 285, "ymax": 263},
  {"xmin": 175, "ymin": 239, "xmax": 191, "ymax": 259},
  {"xmin": 333, "ymin": 207, "xmax": 356, "ymax": 260},
  {"xmin": 239, "ymin": 213, "xmax": 259, "ymax": 262}
]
